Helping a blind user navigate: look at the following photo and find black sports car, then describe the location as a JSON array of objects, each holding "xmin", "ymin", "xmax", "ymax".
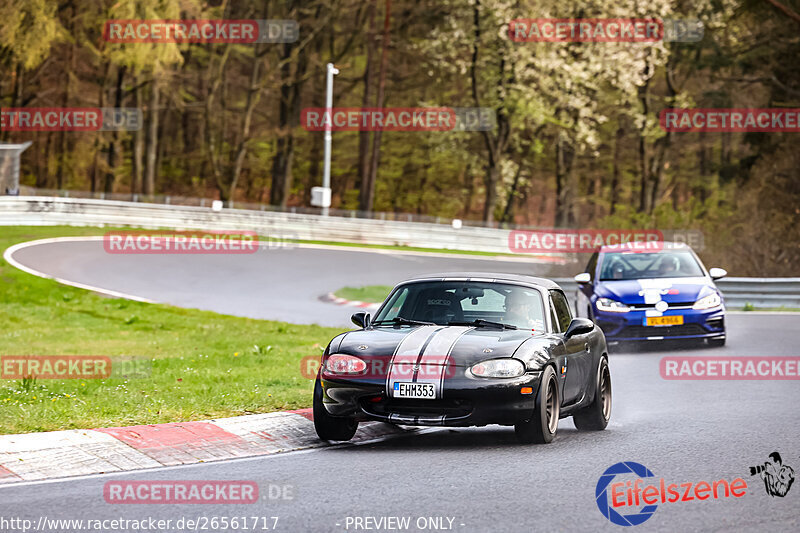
[{"xmin": 314, "ymin": 272, "xmax": 612, "ymax": 444}]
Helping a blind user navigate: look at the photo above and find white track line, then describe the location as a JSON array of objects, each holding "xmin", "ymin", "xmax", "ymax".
[{"xmin": 4, "ymin": 237, "xmax": 157, "ymax": 303}]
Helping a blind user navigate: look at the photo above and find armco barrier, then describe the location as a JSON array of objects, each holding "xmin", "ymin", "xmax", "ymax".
[
  {"xmin": 0, "ymin": 196, "xmax": 796, "ymax": 308},
  {"xmin": 0, "ymin": 196, "xmax": 521, "ymax": 255},
  {"xmin": 554, "ymin": 278, "xmax": 800, "ymax": 310}
]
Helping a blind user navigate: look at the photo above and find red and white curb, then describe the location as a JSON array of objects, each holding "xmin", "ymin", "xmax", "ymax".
[
  {"xmin": 0, "ymin": 410, "xmax": 412, "ymax": 483},
  {"xmin": 320, "ymin": 292, "xmax": 381, "ymax": 312}
]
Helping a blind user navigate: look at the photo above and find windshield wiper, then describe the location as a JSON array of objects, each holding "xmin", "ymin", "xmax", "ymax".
[
  {"xmin": 449, "ymin": 319, "xmax": 517, "ymax": 330},
  {"xmin": 372, "ymin": 317, "xmax": 436, "ymax": 326}
]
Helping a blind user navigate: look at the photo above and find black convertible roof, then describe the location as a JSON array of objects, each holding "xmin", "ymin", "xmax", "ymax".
[{"xmin": 398, "ymin": 272, "xmax": 562, "ymax": 290}]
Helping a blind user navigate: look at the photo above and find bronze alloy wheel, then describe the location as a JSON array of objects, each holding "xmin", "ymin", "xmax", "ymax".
[
  {"xmin": 545, "ymin": 374, "xmax": 560, "ymax": 434},
  {"xmin": 599, "ymin": 364, "xmax": 612, "ymax": 421}
]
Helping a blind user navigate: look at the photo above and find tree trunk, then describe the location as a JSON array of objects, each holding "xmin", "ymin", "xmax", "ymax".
[
  {"xmin": 638, "ymin": 91, "xmax": 649, "ymax": 212},
  {"xmin": 555, "ymin": 135, "xmax": 576, "ymax": 227},
  {"xmin": 357, "ymin": 0, "xmax": 378, "ymax": 211},
  {"xmin": 270, "ymin": 51, "xmax": 294, "ymax": 205},
  {"xmin": 57, "ymin": 47, "xmax": 74, "ymax": 189},
  {"xmin": 144, "ymin": 76, "xmax": 159, "ymax": 195},
  {"xmin": 204, "ymin": 45, "xmax": 232, "ymax": 201},
  {"xmin": 501, "ymin": 164, "xmax": 522, "ymax": 224},
  {"xmin": 364, "ymin": 0, "xmax": 392, "ymax": 213},
  {"xmin": 1, "ymin": 62, "xmax": 23, "ymax": 143},
  {"xmin": 637, "ymin": 60, "xmax": 653, "ymax": 213},
  {"xmin": 610, "ymin": 124, "xmax": 624, "ymax": 214},
  {"xmin": 470, "ymin": 0, "xmax": 510, "ymax": 224},
  {"xmin": 131, "ymin": 71, "xmax": 144, "ymax": 197},
  {"xmin": 228, "ymin": 45, "xmax": 264, "ymax": 207},
  {"xmin": 305, "ymin": 64, "xmax": 325, "ymax": 205},
  {"xmin": 269, "ymin": 1, "xmax": 305, "ymax": 207},
  {"xmin": 104, "ymin": 66, "xmax": 126, "ymax": 194},
  {"xmin": 647, "ymin": 61, "xmax": 677, "ymax": 214}
]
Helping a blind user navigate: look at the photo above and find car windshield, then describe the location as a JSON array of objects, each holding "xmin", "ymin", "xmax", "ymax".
[
  {"xmin": 598, "ymin": 251, "xmax": 705, "ymax": 281},
  {"xmin": 373, "ymin": 281, "xmax": 546, "ymax": 331}
]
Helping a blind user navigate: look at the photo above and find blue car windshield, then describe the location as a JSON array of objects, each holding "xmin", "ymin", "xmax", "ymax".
[
  {"xmin": 373, "ymin": 281, "xmax": 546, "ymax": 330},
  {"xmin": 598, "ymin": 251, "xmax": 704, "ymax": 281}
]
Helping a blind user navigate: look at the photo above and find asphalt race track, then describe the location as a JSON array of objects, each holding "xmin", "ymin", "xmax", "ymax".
[
  {"xmin": 7, "ymin": 239, "xmax": 566, "ymax": 327},
  {"xmin": 3, "ymin": 239, "xmax": 800, "ymax": 532}
]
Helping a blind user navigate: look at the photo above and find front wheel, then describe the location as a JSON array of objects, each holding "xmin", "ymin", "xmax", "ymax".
[
  {"xmin": 515, "ymin": 366, "xmax": 560, "ymax": 444},
  {"xmin": 708, "ymin": 337, "xmax": 726, "ymax": 347},
  {"xmin": 573, "ymin": 357, "xmax": 611, "ymax": 431},
  {"xmin": 313, "ymin": 376, "xmax": 358, "ymax": 441}
]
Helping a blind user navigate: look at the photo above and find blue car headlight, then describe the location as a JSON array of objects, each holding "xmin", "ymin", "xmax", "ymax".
[
  {"xmin": 693, "ymin": 292, "xmax": 722, "ymax": 310},
  {"xmin": 596, "ymin": 298, "xmax": 631, "ymax": 313}
]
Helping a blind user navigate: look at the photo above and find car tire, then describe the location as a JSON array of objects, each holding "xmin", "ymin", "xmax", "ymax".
[
  {"xmin": 313, "ymin": 376, "xmax": 358, "ymax": 441},
  {"xmin": 708, "ymin": 337, "xmax": 726, "ymax": 347},
  {"xmin": 573, "ymin": 357, "xmax": 611, "ymax": 431},
  {"xmin": 515, "ymin": 365, "xmax": 559, "ymax": 444}
]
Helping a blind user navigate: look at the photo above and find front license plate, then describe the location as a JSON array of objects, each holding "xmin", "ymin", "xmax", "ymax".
[
  {"xmin": 393, "ymin": 382, "xmax": 436, "ymax": 399},
  {"xmin": 645, "ymin": 315, "xmax": 684, "ymax": 326}
]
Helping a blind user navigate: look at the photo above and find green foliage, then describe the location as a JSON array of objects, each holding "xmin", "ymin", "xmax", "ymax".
[{"xmin": 2, "ymin": 0, "xmax": 798, "ymax": 274}]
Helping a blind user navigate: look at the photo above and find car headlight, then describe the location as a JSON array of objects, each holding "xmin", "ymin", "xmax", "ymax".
[
  {"xmin": 325, "ymin": 354, "xmax": 367, "ymax": 374},
  {"xmin": 693, "ymin": 292, "xmax": 722, "ymax": 310},
  {"xmin": 596, "ymin": 298, "xmax": 631, "ymax": 313},
  {"xmin": 470, "ymin": 358, "xmax": 525, "ymax": 378}
]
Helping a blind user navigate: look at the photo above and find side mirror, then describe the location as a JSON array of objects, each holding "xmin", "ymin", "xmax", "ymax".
[
  {"xmin": 708, "ymin": 267, "xmax": 727, "ymax": 280},
  {"xmin": 574, "ymin": 273, "xmax": 591, "ymax": 284},
  {"xmin": 351, "ymin": 312, "xmax": 371, "ymax": 329},
  {"xmin": 565, "ymin": 317, "xmax": 594, "ymax": 339}
]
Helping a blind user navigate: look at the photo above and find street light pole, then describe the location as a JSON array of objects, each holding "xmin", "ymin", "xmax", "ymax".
[{"xmin": 321, "ymin": 62, "xmax": 339, "ymax": 216}]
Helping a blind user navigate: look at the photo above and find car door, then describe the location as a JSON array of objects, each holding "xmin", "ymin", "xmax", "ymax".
[{"xmin": 550, "ymin": 289, "xmax": 592, "ymax": 405}]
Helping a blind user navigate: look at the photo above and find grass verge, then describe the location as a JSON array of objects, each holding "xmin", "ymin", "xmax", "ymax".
[
  {"xmin": 333, "ymin": 285, "xmax": 393, "ymax": 304},
  {"xmin": 0, "ymin": 226, "xmax": 345, "ymax": 434}
]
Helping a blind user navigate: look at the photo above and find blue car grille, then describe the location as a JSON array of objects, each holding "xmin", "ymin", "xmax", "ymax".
[{"xmin": 618, "ymin": 324, "xmax": 708, "ymax": 338}]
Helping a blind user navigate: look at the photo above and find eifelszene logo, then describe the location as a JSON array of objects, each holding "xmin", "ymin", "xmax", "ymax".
[
  {"xmin": 749, "ymin": 452, "xmax": 795, "ymax": 497},
  {"xmin": 595, "ymin": 461, "xmax": 748, "ymax": 526},
  {"xmin": 596, "ymin": 462, "xmax": 658, "ymax": 526}
]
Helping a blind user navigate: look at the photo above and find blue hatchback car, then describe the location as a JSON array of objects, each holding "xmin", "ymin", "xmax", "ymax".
[{"xmin": 574, "ymin": 241, "xmax": 727, "ymax": 346}]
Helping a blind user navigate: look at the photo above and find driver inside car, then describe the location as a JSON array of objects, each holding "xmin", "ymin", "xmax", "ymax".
[
  {"xmin": 658, "ymin": 255, "xmax": 680, "ymax": 276},
  {"xmin": 504, "ymin": 290, "xmax": 539, "ymax": 330}
]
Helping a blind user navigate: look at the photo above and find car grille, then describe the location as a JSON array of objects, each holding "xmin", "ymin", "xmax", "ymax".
[
  {"xmin": 361, "ymin": 398, "xmax": 472, "ymax": 419},
  {"xmin": 619, "ymin": 324, "xmax": 708, "ymax": 338},
  {"xmin": 629, "ymin": 301, "xmax": 696, "ymax": 310}
]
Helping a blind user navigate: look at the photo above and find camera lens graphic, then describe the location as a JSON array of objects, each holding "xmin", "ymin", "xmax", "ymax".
[{"xmin": 596, "ymin": 462, "xmax": 658, "ymax": 526}]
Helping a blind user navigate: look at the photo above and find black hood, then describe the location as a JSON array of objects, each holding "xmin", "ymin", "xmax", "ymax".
[{"xmin": 334, "ymin": 325, "xmax": 556, "ymax": 367}]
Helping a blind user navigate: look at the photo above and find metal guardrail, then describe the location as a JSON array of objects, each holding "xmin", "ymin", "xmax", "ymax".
[
  {"xmin": 0, "ymin": 195, "xmax": 527, "ymax": 256},
  {"xmin": 554, "ymin": 278, "xmax": 800, "ymax": 310},
  {"xmin": 0, "ymin": 196, "xmax": 796, "ymax": 309},
  {"xmin": 15, "ymin": 186, "xmax": 518, "ymax": 230}
]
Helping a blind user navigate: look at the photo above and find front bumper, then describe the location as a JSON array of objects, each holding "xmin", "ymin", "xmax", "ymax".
[
  {"xmin": 594, "ymin": 306, "xmax": 725, "ymax": 342},
  {"xmin": 320, "ymin": 369, "xmax": 541, "ymax": 426}
]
